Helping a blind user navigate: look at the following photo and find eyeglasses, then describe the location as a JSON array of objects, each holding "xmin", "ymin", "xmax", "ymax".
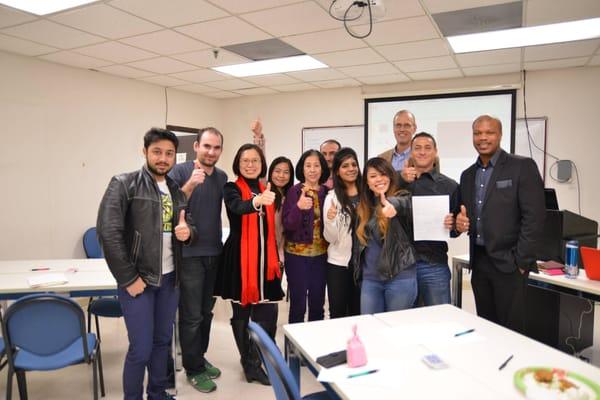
[
  {"xmin": 240, "ymin": 159, "xmax": 261, "ymax": 165},
  {"xmin": 395, "ymin": 123, "xmax": 414, "ymax": 129}
]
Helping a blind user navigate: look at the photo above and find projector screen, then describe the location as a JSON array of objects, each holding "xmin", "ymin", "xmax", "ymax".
[{"xmin": 365, "ymin": 90, "xmax": 516, "ymax": 182}]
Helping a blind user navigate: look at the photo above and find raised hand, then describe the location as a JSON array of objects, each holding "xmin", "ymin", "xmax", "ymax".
[
  {"xmin": 297, "ymin": 187, "xmax": 314, "ymax": 210},
  {"xmin": 327, "ymin": 199, "xmax": 338, "ymax": 220},
  {"xmin": 251, "ymin": 118, "xmax": 263, "ymax": 137},
  {"xmin": 456, "ymin": 205, "xmax": 469, "ymax": 233},
  {"xmin": 174, "ymin": 209, "xmax": 191, "ymax": 241},
  {"xmin": 255, "ymin": 182, "xmax": 275, "ymax": 207},
  {"xmin": 380, "ymin": 192, "xmax": 397, "ymax": 218},
  {"xmin": 400, "ymin": 159, "xmax": 418, "ymax": 183},
  {"xmin": 188, "ymin": 159, "xmax": 206, "ymax": 187}
]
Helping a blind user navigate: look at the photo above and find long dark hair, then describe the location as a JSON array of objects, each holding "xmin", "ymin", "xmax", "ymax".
[
  {"xmin": 332, "ymin": 147, "xmax": 361, "ymax": 232},
  {"xmin": 268, "ymin": 156, "xmax": 294, "ymax": 211},
  {"xmin": 295, "ymin": 149, "xmax": 330, "ymax": 184}
]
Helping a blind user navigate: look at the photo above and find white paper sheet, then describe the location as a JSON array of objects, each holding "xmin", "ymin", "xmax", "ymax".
[
  {"xmin": 412, "ymin": 195, "xmax": 450, "ymax": 241},
  {"xmin": 28, "ymin": 273, "xmax": 68, "ymax": 288}
]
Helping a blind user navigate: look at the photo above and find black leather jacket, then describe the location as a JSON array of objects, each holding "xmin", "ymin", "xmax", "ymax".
[
  {"xmin": 97, "ymin": 166, "xmax": 194, "ymax": 288},
  {"xmin": 351, "ymin": 192, "xmax": 415, "ymax": 282}
]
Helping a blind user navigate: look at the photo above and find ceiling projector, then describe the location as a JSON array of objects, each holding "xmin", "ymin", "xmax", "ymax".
[{"xmin": 330, "ymin": 0, "xmax": 386, "ymax": 21}]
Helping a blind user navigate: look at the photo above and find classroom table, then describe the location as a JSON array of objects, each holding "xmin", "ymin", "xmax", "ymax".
[{"xmin": 284, "ymin": 305, "xmax": 600, "ymax": 400}]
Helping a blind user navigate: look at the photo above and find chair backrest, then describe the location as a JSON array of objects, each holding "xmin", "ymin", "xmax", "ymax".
[
  {"xmin": 3, "ymin": 293, "xmax": 90, "ymax": 362},
  {"xmin": 83, "ymin": 227, "xmax": 103, "ymax": 258},
  {"xmin": 248, "ymin": 321, "xmax": 301, "ymax": 400},
  {"xmin": 0, "ymin": 305, "xmax": 5, "ymax": 365}
]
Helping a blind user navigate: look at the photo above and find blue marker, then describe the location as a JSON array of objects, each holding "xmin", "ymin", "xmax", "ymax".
[
  {"xmin": 348, "ymin": 369, "xmax": 379, "ymax": 379},
  {"xmin": 454, "ymin": 328, "xmax": 475, "ymax": 337}
]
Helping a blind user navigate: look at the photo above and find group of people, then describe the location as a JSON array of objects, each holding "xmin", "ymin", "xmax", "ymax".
[{"xmin": 96, "ymin": 110, "xmax": 545, "ymax": 400}]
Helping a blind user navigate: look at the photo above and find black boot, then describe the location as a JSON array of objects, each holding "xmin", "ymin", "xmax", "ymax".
[{"xmin": 230, "ymin": 319, "xmax": 270, "ymax": 385}]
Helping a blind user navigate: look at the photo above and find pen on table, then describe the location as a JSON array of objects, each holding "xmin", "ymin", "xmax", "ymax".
[
  {"xmin": 347, "ymin": 369, "xmax": 379, "ymax": 379},
  {"xmin": 454, "ymin": 328, "xmax": 475, "ymax": 337},
  {"xmin": 498, "ymin": 355, "xmax": 513, "ymax": 371},
  {"xmin": 31, "ymin": 267, "xmax": 50, "ymax": 271}
]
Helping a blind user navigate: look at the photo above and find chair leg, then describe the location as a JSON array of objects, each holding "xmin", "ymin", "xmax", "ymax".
[
  {"xmin": 92, "ymin": 358, "xmax": 99, "ymax": 400},
  {"xmin": 16, "ymin": 370, "xmax": 28, "ymax": 400},
  {"xmin": 6, "ymin": 364, "xmax": 13, "ymax": 400},
  {"xmin": 97, "ymin": 342, "xmax": 105, "ymax": 397},
  {"xmin": 87, "ymin": 309, "xmax": 92, "ymax": 333},
  {"xmin": 94, "ymin": 315, "xmax": 101, "ymax": 342}
]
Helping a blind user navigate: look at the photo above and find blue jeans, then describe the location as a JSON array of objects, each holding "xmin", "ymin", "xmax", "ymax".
[
  {"xmin": 118, "ymin": 272, "xmax": 179, "ymax": 400},
  {"xmin": 415, "ymin": 261, "xmax": 451, "ymax": 306},
  {"xmin": 361, "ymin": 268, "xmax": 417, "ymax": 314}
]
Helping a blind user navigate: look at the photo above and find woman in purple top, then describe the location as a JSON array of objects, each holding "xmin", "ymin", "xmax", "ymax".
[{"xmin": 282, "ymin": 150, "xmax": 330, "ymax": 323}]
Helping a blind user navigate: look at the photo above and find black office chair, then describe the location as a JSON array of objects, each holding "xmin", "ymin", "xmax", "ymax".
[
  {"xmin": 83, "ymin": 227, "xmax": 122, "ymax": 396},
  {"xmin": 0, "ymin": 305, "xmax": 7, "ymax": 371}
]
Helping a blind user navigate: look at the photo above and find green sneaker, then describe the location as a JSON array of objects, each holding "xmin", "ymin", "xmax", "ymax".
[
  {"xmin": 204, "ymin": 360, "xmax": 221, "ymax": 379},
  {"xmin": 187, "ymin": 372, "xmax": 216, "ymax": 393}
]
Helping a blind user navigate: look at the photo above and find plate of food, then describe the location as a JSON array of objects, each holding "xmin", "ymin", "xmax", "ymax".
[{"xmin": 514, "ymin": 367, "xmax": 600, "ymax": 400}]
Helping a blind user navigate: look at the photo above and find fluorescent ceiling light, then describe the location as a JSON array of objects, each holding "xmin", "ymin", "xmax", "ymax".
[
  {"xmin": 448, "ymin": 17, "xmax": 600, "ymax": 53},
  {"xmin": 212, "ymin": 55, "xmax": 327, "ymax": 77},
  {"xmin": 0, "ymin": 0, "xmax": 98, "ymax": 15}
]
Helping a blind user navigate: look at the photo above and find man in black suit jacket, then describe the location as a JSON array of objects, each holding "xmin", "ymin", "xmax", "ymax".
[{"xmin": 456, "ymin": 115, "xmax": 545, "ymax": 332}]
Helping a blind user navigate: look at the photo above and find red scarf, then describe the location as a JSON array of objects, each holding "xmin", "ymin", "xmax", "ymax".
[{"xmin": 235, "ymin": 176, "xmax": 281, "ymax": 305}]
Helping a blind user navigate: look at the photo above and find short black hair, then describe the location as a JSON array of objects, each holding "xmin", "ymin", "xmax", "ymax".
[
  {"xmin": 196, "ymin": 127, "xmax": 224, "ymax": 146},
  {"xmin": 268, "ymin": 156, "xmax": 295, "ymax": 211},
  {"xmin": 144, "ymin": 127, "xmax": 178, "ymax": 150},
  {"xmin": 295, "ymin": 149, "xmax": 330, "ymax": 184},
  {"xmin": 411, "ymin": 132, "xmax": 437, "ymax": 148},
  {"xmin": 320, "ymin": 139, "xmax": 341, "ymax": 151},
  {"xmin": 232, "ymin": 143, "xmax": 267, "ymax": 179}
]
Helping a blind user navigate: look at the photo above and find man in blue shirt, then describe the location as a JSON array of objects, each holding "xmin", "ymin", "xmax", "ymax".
[{"xmin": 378, "ymin": 110, "xmax": 417, "ymax": 172}]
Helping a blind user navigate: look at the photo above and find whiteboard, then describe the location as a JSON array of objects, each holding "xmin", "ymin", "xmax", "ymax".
[
  {"xmin": 515, "ymin": 117, "xmax": 547, "ymax": 181},
  {"xmin": 302, "ymin": 125, "xmax": 364, "ymax": 166}
]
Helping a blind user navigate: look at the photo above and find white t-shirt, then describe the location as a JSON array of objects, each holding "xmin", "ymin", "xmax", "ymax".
[{"xmin": 157, "ymin": 180, "xmax": 174, "ymax": 275}]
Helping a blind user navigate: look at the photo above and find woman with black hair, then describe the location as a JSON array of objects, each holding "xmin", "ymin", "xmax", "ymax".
[
  {"xmin": 267, "ymin": 156, "xmax": 294, "ymax": 264},
  {"xmin": 323, "ymin": 147, "xmax": 362, "ymax": 318},
  {"xmin": 282, "ymin": 149, "xmax": 330, "ymax": 323},
  {"xmin": 216, "ymin": 143, "xmax": 284, "ymax": 385}
]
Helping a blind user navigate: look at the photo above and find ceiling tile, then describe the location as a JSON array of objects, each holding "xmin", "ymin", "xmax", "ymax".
[
  {"xmin": 242, "ymin": 74, "xmax": 299, "ymax": 86},
  {"xmin": 126, "ymin": 57, "xmax": 197, "ymax": 74},
  {"xmin": 241, "ymin": 2, "xmax": 338, "ymax": 37},
  {"xmin": 173, "ymin": 84, "xmax": 216, "ymax": 93},
  {"xmin": 422, "ymin": 0, "xmax": 515, "ymax": 14},
  {"xmin": 175, "ymin": 17, "xmax": 272, "ymax": 47},
  {"xmin": 462, "ymin": 63, "xmax": 521, "ymax": 76},
  {"xmin": 202, "ymin": 91, "xmax": 242, "ymax": 98},
  {"xmin": 74, "ymin": 41, "xmax": 156, "ymax": 63},
  {"xmin": 207, "ymin": 0, "xmax": 301, "ymax": 14},
  {"xmin": 312, "ymin": 78, "xmax": 361, "ymax": 88},
  {"xmin": 169, "ymin": 68, "xmax": 228, "ymax": 83},
  {"xmin": 270, "ymin": 82, "xmax": 319, "ymax": 92},
  {"xmin": 120, "ymin": 30, "xmax": 210, "ymax": 55},
  {"xmin": 375, "ymin": 39, "xmax": 449, "ymax": 61},
  {"xmin": 0, "ymin": 5, "xmax": 37, "ymax": 28},
  {"xmin": 589, "ymin": 55, "xmax": 600, "ymax": 65},
  {"xmin": 171, "ymin": 48, "xmax": 249, "ymax": 67},
  {"xmin": 337, "ymin": 62, "xmax": 399, "ymax": 77},
  {"xmin": 286, "ymin": 68, "xmax": 348, "ymax": 82},
  {"xmin": 1, "ymin": 20, "xmax": 104, "ymax": 49},
  {"xmin": 456, "ymin": 48, "xmax": 522, "ymax": 67},
  {"xmin": 524, "ymin": 40, "xmax": 600, "ymax": 62},
  {"xmin": 98, "ymin": 64, "xmax": 154, "ymax": 78},
  {"xmin": 526, "ymin": 0, "xmax": 600, "ymax": 25},
  {"xmin": 205, "ymin": 79, "xmax": 258, "ymax": 90},
  {"xmin": 394, "ymin": 56, "xmax": 457, "ymax": 72},
  {"xmin": 357, "ymin": 73, "xmax": 410, "ymax": 85},
  {"xmin": 39, "ymin": 51, "xmax": 112, "ymax": 69},
  {"xmin": 109, "ymin": 0, "xmax": 228, "ymax": 27},
  {"xmin": 314, "ymin": 48, "xmax": 385, "ymax": 67},
  {"xmin": 407, "ymin": 68, "xmax": 463, "ymax": 80},
  {"xmin": 362, "ymin": 16, "xmax": 440, "ymax": 46},
  {"xmin": 0, "ymin": 33, "xmax": 57, "ymax": 56},
  {"xmin": 524, "ymin": 57, "xmax": 589, "ymax": 71},
  {"xmin": 282, "ymin": 28, "xmax": 366, "ymax": 54},
  {"xmin": 49, "ymin": 4, "xmax": 161, "ymax": 39},
  {"xmin": 233, "ymin": 87, "xmax": 278, "ymax": 95},
  {"xmin": 138, "ymin": 75, "xmax": 189, "ymax": 87}
]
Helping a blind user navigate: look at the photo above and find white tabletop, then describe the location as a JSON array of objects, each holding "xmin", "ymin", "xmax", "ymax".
[{"xmin": 284, "ymin": 305, "xmax": 600, "ymax": 400}]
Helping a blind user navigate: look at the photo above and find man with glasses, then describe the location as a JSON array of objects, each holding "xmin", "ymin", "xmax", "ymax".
[{"xmin": 379, "ymin": 110, "xmax": 417, "ymax": 172}]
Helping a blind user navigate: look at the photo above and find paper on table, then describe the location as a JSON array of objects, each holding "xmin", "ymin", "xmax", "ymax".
[
  {"xmin": 28, "ymin": 273, "xmax": 68, "ymax": 288},
  {"xmin": 412, "ymin": 195, "xmax": 449, "ymax": 241}
]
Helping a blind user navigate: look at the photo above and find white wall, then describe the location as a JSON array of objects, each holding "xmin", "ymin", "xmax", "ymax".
[
  {"xmin": 1, "ymin": 47, "xmax": 598, "ymax": 260},
  {"xmin": 0, "ymin": 51, "xmax": 222, "ymax": 259}
]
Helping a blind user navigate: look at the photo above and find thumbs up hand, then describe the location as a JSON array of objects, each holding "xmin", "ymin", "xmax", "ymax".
[
  {"xmin": 444, "ymin": 213, "xmax": 455, "ymax": 230},
  {"xmin": 380, "ymin": 192, "xmax": 397, "ymax": 218},
  {"xmin": 297, "ymin": 186, "xmax": 314, "ymax": 210},
  {"xmin": 400, "ymin": 159, "xmax": 418, "ymax": 183},
  {"xmin": 456, "ymin": 205, "xmax": 469, "ymax": 233},
  {"xmin": 327, "ymin": 199, "xmax": 338, "ymax": 220},
  {"xmin": 251, "ymin": 117, "xmax": 263, "ymax": 137},
  {"xmin": 254, "ymin": 182, "xmax": 275, "ymax": 208},
  {"xmin": 188, "ymin": 159, "xmax": 206, "ymax": 187},
  {"xmin": 174, "ymin": 209, "xmax": 191, "ymax": 241}
]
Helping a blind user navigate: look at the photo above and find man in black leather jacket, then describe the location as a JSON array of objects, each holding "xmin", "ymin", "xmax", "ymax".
[{"xmin": 97, "ymin": 128, "xmax": 195, "ymax": 400}]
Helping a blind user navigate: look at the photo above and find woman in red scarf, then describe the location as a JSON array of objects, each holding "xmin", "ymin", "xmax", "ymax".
[{"xmin": 216, "ymin": 143, "xmax": 284, "ymax": 385}]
